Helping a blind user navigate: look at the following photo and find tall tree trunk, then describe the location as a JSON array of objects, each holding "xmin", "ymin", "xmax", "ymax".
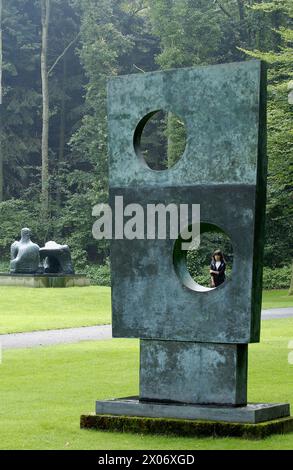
[
  {"xmin": 56, "ymin": 55, "xmax": 66, "ymax": 210},
  {"xmin": 236, "ymin": 0, "xmax": 247, "ymax": 45},
  {"xmin": 237, "ymin": 0, "xmax": 245, "ymax": 21},
  {"xmin": 41, "ymin": 0, "xmax": 50, "ymax": 217},
  {"xmin": 0, "ymin": 0, "xmax": 3, "ymax": 203}
]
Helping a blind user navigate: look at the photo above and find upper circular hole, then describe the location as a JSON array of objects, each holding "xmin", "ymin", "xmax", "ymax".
[
  {"xmin": 133, "ymin": 110, "xmax": 187, "ymax": 171},
  {"xmin": 173, "ymin": 223, "xmax": 233, "ymax": 292}
]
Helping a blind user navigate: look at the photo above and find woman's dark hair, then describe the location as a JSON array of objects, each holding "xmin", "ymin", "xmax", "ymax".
[{"xmin": 212, "ymin": 249, "xmax": 226, "ymax": 263}]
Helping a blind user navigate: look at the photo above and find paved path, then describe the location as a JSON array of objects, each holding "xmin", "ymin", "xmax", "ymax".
[
  {"xmin": 0, "ymin": 325, "xmax": 112, "ymax": 350},
  {"xmin": 0, "ymin": 308, "xmax": 292, "ymax": 350},
  {"xmin": 261, "ymin": 307, "xmax": 293, "ymax": 319}
]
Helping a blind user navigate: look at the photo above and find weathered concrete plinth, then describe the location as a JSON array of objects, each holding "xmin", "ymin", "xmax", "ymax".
[
  {"xmin": 80, "ymin": 398, "xmax": 293, "ymax": 438},
  {"xmin": 0, "ymin": 273, "xmax": 90, "ymax": 288}
]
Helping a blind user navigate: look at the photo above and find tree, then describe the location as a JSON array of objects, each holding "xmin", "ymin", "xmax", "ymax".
[
  {"xmin": 239, "ymin": 1, "xmax": 292, "ymax": 275},
  {"xmin": 0, "ymin": 0, "xmax": 87, "ymax": 259},
  {"xmin": 40, "ymin": 0, "xmax": 83, "ymax": 222},
  {"xmin": 40, "ymin": 0, "xmax": 50, "ymax": 218},
  {"xmin": 0, "ymin": 0, "xmax": 42, "ymax": 203},
  {"xmin": 0, "ymin": 0, "xmax": 3, "ymax": 202},
  {"xmin": 0, "ymin": 0, "xmax": 291, "ymax": 280},
  {"xmin": 68, "ymin": 0, "xmax": 150, "ymax": 265},
  {"xmin": 147, "ymin": 0, "xmax": 292, "ymax": 273}
]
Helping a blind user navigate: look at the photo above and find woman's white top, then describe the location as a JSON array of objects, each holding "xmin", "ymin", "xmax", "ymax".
[{"xmin": 215, "ymin": 261, "xmax": 221, "ymax": 269}]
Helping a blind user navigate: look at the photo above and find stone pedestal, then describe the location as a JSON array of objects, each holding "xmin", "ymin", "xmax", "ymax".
[
  {"xmin": 87, "ymin": 340, "xmax": 291, "ymax": 438},
  {"xmin": 81, "ymin": 407, "xmax": 293, "ymax": 439},
  {"xmin": 0, "ymin": 273, "xmax": 90, "ymax": 288},
  {"xmin": 94, "ymin": 397, "xmax": 290, "ymax": 424}
]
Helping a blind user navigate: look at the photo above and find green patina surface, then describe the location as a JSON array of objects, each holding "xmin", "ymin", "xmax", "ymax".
[
  {"xmin": 108, "ymin": 60, "xmax": 265, "ymax": 187},
  {"xmin": 108, "ymin": 60, "xmax": 267, "ymax": 346}
]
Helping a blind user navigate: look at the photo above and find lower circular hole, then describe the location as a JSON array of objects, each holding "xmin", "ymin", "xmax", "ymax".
[{"xmin": 173, "ymin": 223, "xmax": 233, "ymax": 292}]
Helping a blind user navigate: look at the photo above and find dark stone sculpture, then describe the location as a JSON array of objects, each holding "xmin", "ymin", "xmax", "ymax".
[
  {"xmin": 10, "ymin": 228, "xmax": 41, "ymax": 274},
  {"xmin": 39, "ymin": 241, "xmax": 75, "ymax": 275}
]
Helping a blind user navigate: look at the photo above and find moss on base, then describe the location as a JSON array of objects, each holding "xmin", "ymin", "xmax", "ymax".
[{"xmin": 80, "ymin": 414, "xmax": 293, "ymax": 440}]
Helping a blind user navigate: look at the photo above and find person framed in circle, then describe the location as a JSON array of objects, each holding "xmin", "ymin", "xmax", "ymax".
[{"xmin": 210, "ymin": 249, "xmax": 226, "ymax": 288}]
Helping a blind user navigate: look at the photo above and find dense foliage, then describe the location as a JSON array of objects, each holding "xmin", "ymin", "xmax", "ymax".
[{"xmin": 0, "ymin": 0, "xmax": 292, "ymax": 287}]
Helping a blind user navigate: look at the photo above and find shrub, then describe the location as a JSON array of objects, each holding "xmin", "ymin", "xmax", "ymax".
[
  {"xmin": 84, "ymin": 261, "xmax": 111, "ymax": 286},
  {"xmin": 0, "ymin": 260, "xmax": 9, "ymax": 273},
  {"xmin": 83, "ymin": 264, "xmax": 290, "ymax": 290},
  {"xmin": 262, "ymin": 265, "xmax": 291, "ymax": 290}
]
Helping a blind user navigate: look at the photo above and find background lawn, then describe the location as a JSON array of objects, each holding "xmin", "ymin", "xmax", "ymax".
[
  {"xmin": 0, "ymin": 318, "xmax": 292, "ymax": 450},
  {"xmin": 261, "ymin": 289, "xmax": 293, "ymax": 309},
  {"xmin": 0, "ymin": 287, "xmax": 292, "ymax": 335},
  {"xmin": 0, "ymin": 286, "xmax": 111, "ymax": 334}
]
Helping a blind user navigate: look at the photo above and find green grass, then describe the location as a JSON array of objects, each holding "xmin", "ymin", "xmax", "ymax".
[
  {"xmin": 262, "ymin": 289, "xmax": 293, "ymax": 309},
  {"xmin": 0, "ymin": 287, "xmax": 291, "ymax": 335},
  {"xmin": 0, "ymin": 318, "xmax": 293, "ymax": 450},
  {"xmin": 0, "ymin": 286, "xmax": 111, "ymax": 334}
]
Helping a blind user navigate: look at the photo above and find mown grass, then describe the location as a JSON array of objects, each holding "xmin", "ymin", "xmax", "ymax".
[
  {"xmin": 0, "ymin": 286, "xmax": 111, "ymax": 334},
  {"xmin": 0, "ymin": 287, "xmax": 291, "ymax": 334},
  {"xmin": 0, "ymin": 318, "xmax": 292, "ymax": 449},
  {"xmin": 261, "ymin": 289, "xmax": 293, "ymax": 310}
]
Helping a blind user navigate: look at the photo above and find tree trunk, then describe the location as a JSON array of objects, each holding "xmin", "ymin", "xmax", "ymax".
[
  {"xmin": 56, "ymin": 55, "xmax": 66, "ymax": 210},
  {"xmin": 236, "ymin": 0, "xmax": 245, "ymax": 21},
  {"xmin": 41, "ymin": 0, "xmax": 50, "ymax": 217},
  {"xmin": 236, "ymin": 0, "xmax": 247, "ymax": 45},
  {"xmin": 0, "ymin": 0, "xmax": 3, "ymax": 203}
]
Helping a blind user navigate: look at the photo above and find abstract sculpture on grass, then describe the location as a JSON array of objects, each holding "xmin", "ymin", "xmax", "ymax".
[{"xmin": 81, "ymin": 60, "xmax": 292, "ymax": 433}]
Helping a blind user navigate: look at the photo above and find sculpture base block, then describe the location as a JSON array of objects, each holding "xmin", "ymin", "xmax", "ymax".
[
  {"xmin": 140, "ymin": 340, "xmax": 248, "ymax": 405},
  {"xmin": 81, "ymin": 413, "xmax": 293, "ymax": 440},
  {"xmin": 0, "ymin": 273, "xmax": 90, "ymax": 288},
  {"xmin": 94, "ymin": 397, "xmax": 290, "ymax": 424},
  {"xmin": 81, "ymin": 398, "xmax": 293, "ymax": 439}
]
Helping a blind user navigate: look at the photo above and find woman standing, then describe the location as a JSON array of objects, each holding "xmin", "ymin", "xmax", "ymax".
[{"xmin": 210, "ymin": 249, "xmax": 226, "ymax": 288}]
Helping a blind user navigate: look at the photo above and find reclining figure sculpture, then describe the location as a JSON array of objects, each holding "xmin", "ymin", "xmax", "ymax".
[{"xmin": 10, "ymin": 229, "xmax": 74, "ymax": 275}]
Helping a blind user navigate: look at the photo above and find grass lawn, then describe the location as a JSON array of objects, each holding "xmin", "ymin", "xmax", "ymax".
[
  {"xmin": 0, "ymin": 287, "xmax": 292, "ymax": 335},
  {"xmin": 0, "ymin": 286, "xmax": 111, "ymax": 334},
  {"xmin": 0, "ymin": 318, "xmax": 292, "ymax": 450},
  {"xmin": 262, "ymin": 289, "xmax": 293, "ymax": 309}
]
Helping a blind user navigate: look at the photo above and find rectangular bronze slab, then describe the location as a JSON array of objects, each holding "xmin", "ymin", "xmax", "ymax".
[{"xmin": 108, "ymin": 60, "xmax": 267, "ymax": 345}]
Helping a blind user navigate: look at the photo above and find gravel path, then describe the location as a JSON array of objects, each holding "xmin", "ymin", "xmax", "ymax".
[{"xmin": 0, "ymin": 308, "xmax": 292, "ymax": 350}]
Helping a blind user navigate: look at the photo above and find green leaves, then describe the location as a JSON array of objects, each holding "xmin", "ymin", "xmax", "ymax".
[{"xmin": 1, "ymin": 0, "xmax": 291, "ymax": 272}]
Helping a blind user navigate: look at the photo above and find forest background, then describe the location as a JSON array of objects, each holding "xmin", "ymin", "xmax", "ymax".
[{"xmin": 0, "ymin": 0, "xmax": 292, "ymax": 289}]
